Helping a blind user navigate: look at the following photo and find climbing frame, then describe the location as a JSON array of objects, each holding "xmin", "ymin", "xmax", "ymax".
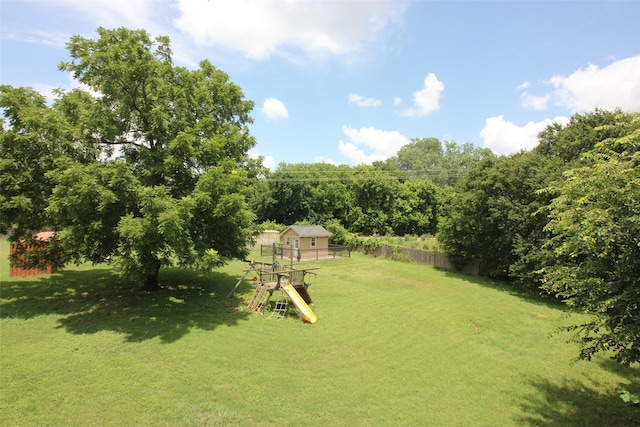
[{"xmin": 230, "ymin": 260, "xmax": 318, "ymax": 320}]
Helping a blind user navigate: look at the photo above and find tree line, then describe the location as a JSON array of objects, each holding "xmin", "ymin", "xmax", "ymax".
[
  {"xmin": 1, "ymin": 27, "xmax": 638, "ymax": 366},
  {"xmin": 250, "ymin": 138, "xmax": 493, "ymax": 236}
]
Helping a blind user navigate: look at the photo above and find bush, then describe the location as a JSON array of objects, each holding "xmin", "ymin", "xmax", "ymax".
[
  {"xmin": 255, "ymin": 220, "xmax": 287, "ymax": 232},
  {"xmin": 325, "ymin": 219, "xmax": 358, "ymax": 248},
  {"xmin": 359, "ymin": 236, "xmax": 383, "ymax": 254},
  {"xmin": 392, "ymin": 248, "xmax": 413, "ymax": 263}
]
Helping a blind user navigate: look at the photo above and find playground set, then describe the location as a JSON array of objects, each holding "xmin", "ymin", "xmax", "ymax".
[{"xmin": 228, "ymin": 260, "xmax": 318, "ymax": 323}]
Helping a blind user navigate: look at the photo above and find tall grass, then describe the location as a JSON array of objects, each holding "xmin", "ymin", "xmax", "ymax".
[{"xmin": 1, "ymin": 239, "xmax": 638, "ymax": 426}]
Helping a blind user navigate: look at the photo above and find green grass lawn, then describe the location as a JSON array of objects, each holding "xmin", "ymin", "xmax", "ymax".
[{"xmin": 1, "ymin": 239, "xmax": 638, "ymax": 426}]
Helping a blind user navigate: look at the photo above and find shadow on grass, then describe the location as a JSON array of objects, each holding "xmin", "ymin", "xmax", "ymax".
[
  {"xmin": 437, "ymin": 268, "xmax": 640, "ymax": 425},
  {"xmin": 517, "ymin": 368, "xmax": 640, "ymax": 426},
  {"xmin": 1, "ymin": 265, "xmax": 251, "ymax": 343},
  {"xmin": 439, "ymin": 268, "xmax": 565, "ymax": 309}
]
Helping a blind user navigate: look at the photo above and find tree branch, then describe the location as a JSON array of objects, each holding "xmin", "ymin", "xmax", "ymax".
[{"xmin": 97, "ymin": 139, "xmax": 146, "ymax": 150}]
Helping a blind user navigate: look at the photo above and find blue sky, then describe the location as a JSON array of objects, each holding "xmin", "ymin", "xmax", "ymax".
[{"xmin": 2, "ymin": 1, "xmax": 639, "ymax": 169}]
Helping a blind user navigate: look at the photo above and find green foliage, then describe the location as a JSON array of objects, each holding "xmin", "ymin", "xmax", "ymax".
[
  {"xmin": 388, "ymin": 138, "xmax": 495, "ymax": 187},
  {"xmin": 252, "ymin": 141, "xmax": 490, "ymax": 238},
  {"xmin": 255, "ymin": 220, "xmax": 287, "ymax": 232},
  {"xmin": 347, "ymin": 165, "xmax": 397, "ymax": 235},
  {"xmin": 48, "ymin": 161, "xmax": 138, "ymax": 264},
  {"xmin": 541, "ymin": 111, "xmax": 640, "ymax": 365},
  {"xmin": 535, "ymin": 109, "xmax": 623, "ymax": 163},
  {"xmin": 1, "ymin": 27, "xmax": 256, "ymax": 288},
  {"xmin": 257, "ymin": 162, "xmax": 352, "ymax": 225},
  {"xmin": 618, "ymin": 388, "xmax": 640, "ymax": 406},
  {"xmin": 439, "ymin": 110, "xmax": 633, "ymax": 290},
  {"xmin": 255, "ymin": 162, "xmax": 443, "ymax": 237},
  {"xmin": 0, "ymin": 86, "xmax": 94, "ymax": 239},
  {"xmin": 115, "ymin": 185, "xmax": 195, "ymax": 285},
  {"xmin": 438, "ymin": 153, "xmax": 554, "ymax": 281},
  {"xmin": 359, "ymin": 236, "xmax": 384, "ymax": 254},
  {"xmin": 378, "ymin": 234, "xmax": 440, "ymax": 251},
  {"xmin": 391, "ymin": 179, "xmax": 441, "ymax": 236},
  {"xmin": 323, "ymin": 218, "xmax": 358, "ymax": 248}
]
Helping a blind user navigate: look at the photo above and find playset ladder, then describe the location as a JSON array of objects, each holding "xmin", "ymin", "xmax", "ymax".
[
  {"xmin": 248, "ymin": 283, "xmax": 272, "ymax": 313},
  {"xmin": 269, "ymin": 289, "xmax": 289, "ymax": 319}
]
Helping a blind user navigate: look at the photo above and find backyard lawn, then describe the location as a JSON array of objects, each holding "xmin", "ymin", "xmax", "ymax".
[{"xmin": 1, "ymin": 239, "xmax": 638, "ymax": 426}]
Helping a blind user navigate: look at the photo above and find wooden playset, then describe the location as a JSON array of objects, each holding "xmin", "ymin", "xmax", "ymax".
[{"xmin": 228, "ymin": 260, "xmax": 318, "ymax": 323}]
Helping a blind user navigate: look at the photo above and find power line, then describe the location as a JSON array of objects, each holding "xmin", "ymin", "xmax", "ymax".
[{"xmin": 261, "ymin": 174, "xmax": 467, "ymax": 183}]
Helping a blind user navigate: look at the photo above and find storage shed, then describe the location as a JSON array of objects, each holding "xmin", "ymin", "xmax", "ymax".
[
  {"xmin": 280, "ymin": 225, "xmax": 331, "ymax": 261},
  {"xmin": 9, "ymin": 231, "xmax": 59, "ymax": 277}
]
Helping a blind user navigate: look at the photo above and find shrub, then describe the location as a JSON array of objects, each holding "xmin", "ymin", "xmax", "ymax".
[
  {"xmin": 325, "ymin": 219, "xmax": 358, "ymax": 248},
  {"xmin": 255, "ymin": 220, "xmax": 287, "ymax": 232}
]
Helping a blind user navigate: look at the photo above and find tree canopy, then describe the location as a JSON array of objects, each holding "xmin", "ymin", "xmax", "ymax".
[
  {"xmin": 387, "ymin": 138, "xmax": 494, "ymax": 187},
  {"xmin": 541, "ymin": 112, "xmax": 640, "ymax": 364},
  {"xmin": 253, "ymin": 162, "xmax": 442, "ymax": 237},
  {"xmin": 438, "ymin": 110, "xmax": 628, "ymax": 286},
  {"xmin": 438, "ymin": 151, "xmax": 558, "ymax": 283},
  {"xmin": 1, "ymin": 27, "xmax": 257, "ymax": 289}
]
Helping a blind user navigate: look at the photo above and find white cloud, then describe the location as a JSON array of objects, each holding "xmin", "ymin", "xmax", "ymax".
[
  {"xmin": 549, "ymin": 55, "xmax": 640, "ymax": 112},
  {"xmin": 0, "ymin": 28, "xmax": 69, "ymax": 48},
  {"xmin": 393, "ymin": 97, "xmax": 403, "ymax": 106},
  {"xmin": 249, "ymin": 149, "xmax": 276, "ymax": 171},
  {"xmin": 517, "ymin": 81, "xmax": 530, "ymax": 90},
  {"xmin": 53, "ymin": 0, "xmax": 159, "ymax": 30},
  {"xmin": 403, "ymin": 73, "xmax": 444, "ymax": 117},
  {"xmin": 173, "ymin": 0, "xmax": 407, "ymax": 61},
  {"xmin": 1, "ymin": 0, "xmax": 163, "ymax": 50},
  {"xmin": 338, "ymin": 125, "xmax": 409, "ymax": 165},
  {"xmin": 261, "ymin": 98, "xmax": 289, "ymax": 121},
  {"xmin": 480, "ymin": 115, "xmax": 569, "ymax": 155},
  {"xmin": 314, "ymin": 156, "xmax": 344, "ymax": 166},
  {"xmin": 523, "ymin": 55, "xmax": 640, "ymax": 112},
  {"xmin": 262, "ymin": 156, "xmax": 277, "ymax": 171},
  {"xmin": 520, "ymin": 92, "xmax": 550, "ymax": 110},
  {"xmin": 31, "ymin": 84, "xmax": 60, "ymax": 104},
  {"xmin": 348, "ymin": 93, "xmax": 382, "ymax": 107}
]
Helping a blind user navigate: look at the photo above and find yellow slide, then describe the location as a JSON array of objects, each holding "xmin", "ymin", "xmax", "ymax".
[{"xmin": 282, "ymin": 284, "xmax": 317, "ymax": 324}]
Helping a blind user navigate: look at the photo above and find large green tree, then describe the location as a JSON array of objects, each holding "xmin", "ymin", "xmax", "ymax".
[
  {"xmin": 391, "ymin": 179, "xmax": 441, "ymax": 236},
  {"xmin": 346, "ymin": 165, "xmax": 399, "ymax": 235},
  {"xmin": 1, "ymin": 27, "xmax": 257, "ymax": 289},
  {"xmin": 541, "ymin": 111, "xmax": 640, "ymax": 365},
  {"xmin": 438, "ymin": 152, "xmax": 556, "ymax": 282}
]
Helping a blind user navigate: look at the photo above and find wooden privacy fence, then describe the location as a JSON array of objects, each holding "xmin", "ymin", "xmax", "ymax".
[
  {"xmin": 372, "ymin": 245, "xmax": 480, "ymax": 276},
  {"xmin": 251, "ymin": 230, "xmax": 280, "ymax": 249}
]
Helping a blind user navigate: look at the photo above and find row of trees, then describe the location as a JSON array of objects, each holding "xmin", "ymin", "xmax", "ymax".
[
  {"xmin": 1, "ymin": 27, "xmax": 638, "ymax": 366},
  {"xmin": 250, "ymin": 139, "xmax": 493, "ymax": 236},
  {"xmin": 252, "ymin": 163, "xmax": 441, "ymax": 236}
]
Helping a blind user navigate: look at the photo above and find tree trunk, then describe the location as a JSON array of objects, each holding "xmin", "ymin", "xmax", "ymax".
[{"xmin": 141, "ymin": 260, "xmax": 161, "ymax": 291}]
